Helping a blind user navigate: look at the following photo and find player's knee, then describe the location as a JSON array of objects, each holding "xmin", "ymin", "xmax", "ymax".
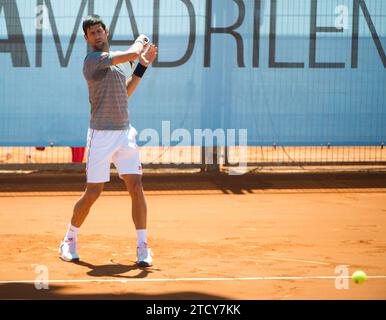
[
  {"xmin": 85, "ymin": 185, "xmax": 103, "ymax": 202},
  {"xmin": 127, "ymin": 180, "xmax": 143, "ymax": 198}
]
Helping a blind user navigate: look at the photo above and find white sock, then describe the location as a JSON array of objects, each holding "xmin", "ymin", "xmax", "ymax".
[
  {"xmin": 64, "ymin": 224, "xmax": 79, "ymax": 242},
  {"xmin": 137, "ymin": 229, "xmax": 147, "ymax": 247}
]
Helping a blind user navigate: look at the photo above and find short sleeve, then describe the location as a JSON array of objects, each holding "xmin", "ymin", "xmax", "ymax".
[{"xmin": 83, "ymin": 51, "xmax": 113, "ymax": 76}]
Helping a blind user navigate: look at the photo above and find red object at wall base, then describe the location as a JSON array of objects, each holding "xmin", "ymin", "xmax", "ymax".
[
  {"xmin": 71, "ymin": 147, "xmax": 85, "ymax": 163},
  {"xmin": 35, "ymin": 147, "xmax": 45, "ymax": 151}
]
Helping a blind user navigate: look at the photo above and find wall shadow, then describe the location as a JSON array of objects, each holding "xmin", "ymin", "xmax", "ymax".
[
  {"xmin": 1, "ymin": 171, "xmax": 386, "ymax": 195},
  {"xmin": 0, "ymin": 283, "xmax": 228, "ymax": 300}
]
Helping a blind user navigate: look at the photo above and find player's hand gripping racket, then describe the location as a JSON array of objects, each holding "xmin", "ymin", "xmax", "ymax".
[{"xmin": 135, "ymin": 34, "xmax": 150, "ymax": 48}]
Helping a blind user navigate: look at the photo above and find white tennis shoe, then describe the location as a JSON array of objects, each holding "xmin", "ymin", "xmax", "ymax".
[
  {"xmin": 136, "ymin": 243, "xmax": 153, "ymax": 267},
  {"xmin": 59, "ymin": 239, "xmax": 80, "ymax": 262}
]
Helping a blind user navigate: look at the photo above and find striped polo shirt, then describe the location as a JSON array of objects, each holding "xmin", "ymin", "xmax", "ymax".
[{"xmin": 83, "ymin": 50, "xmax": 131, "ymax": 130}]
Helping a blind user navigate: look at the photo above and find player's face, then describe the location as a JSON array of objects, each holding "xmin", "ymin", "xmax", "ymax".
[{"xmin": 85, "ymin": 24, "xmax": 109, "ymax": 51}]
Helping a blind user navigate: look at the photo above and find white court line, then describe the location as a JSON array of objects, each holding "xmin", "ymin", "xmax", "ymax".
[
  {"xmin": 0, "ymin": 276, "xmax": 386, "ymax": 284},
  {"xmin": 268, "ymin": 257, "xmax": 331, "ymax": 265}
]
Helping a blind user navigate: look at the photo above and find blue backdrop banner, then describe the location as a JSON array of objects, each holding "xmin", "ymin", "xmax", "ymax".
[{"xmin": 0, "ymin": 0, "xmax": 385, "ymax": 146}]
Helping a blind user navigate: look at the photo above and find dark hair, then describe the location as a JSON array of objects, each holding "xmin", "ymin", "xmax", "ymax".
[{"xmin": 83, "ymin": 15, "xmax": 107, "ymax": 35}]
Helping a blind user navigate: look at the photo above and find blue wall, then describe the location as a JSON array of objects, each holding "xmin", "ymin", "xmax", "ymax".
[{"xmin": 0, "ymin": 0, "xmax": 385, "ymax": 146}]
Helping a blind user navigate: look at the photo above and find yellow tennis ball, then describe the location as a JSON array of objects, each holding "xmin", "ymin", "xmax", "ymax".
[{"xmin": 352, "ymin": 270, "xmax": 367, "ymax": 285}]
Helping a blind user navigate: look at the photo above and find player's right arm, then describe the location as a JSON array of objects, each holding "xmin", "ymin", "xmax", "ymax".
[{"xmin": 83, "ymin": 35, "xmax": 150, "ymax": 78}]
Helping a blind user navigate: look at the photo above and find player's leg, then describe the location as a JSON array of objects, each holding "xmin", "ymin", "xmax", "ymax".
[
  {"xmin": 122, "ymin": 174, "xmax": 147, "ymax": 229},
  {"xmin": 59, "ymin": 183, "xmax": 104, "ymax": 262},
  {"xmin": 113, "ymin": 126, "xmax": 152, "ymax": 267},
  {"xmin": 113, "ymin": 126, "xmax": 146, "ymax": 230},
  {"xmin": 59, "ymin": 129, "xmax": 113, "ymax": 262},
  {"xmin": 121, "ymin": 174, "xmax": 152, "ymax": 267},
  {"xmin": 71, "ymin": 183, "xmax": 105, "ymax": 227}
]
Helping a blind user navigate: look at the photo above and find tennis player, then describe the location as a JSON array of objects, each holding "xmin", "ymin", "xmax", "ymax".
[{"xmin": 59, "ymin": 15, "xmax": 157, "ymax": 267}]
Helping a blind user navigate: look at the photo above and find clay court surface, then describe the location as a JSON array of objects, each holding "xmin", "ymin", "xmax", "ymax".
[{"xmin": 0, "ymin": 171, "xmax": 385, "ymax": 299}]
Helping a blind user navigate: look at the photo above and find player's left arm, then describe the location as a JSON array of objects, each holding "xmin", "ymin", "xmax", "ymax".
[{"xmin": 126, "ymin": 44, "xmax": 158, "ymax": 98}]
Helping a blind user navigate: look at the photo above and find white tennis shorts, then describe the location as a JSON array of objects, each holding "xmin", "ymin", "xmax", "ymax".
[{"xmin": 86, "ymin": 126, "xmax": 142, "ymax": 183}]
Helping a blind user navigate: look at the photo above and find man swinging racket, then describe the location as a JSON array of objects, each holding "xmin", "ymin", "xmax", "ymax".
[{"xmin": 59, "ymin": 15, "xmax": 158, "ymax": 267}]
